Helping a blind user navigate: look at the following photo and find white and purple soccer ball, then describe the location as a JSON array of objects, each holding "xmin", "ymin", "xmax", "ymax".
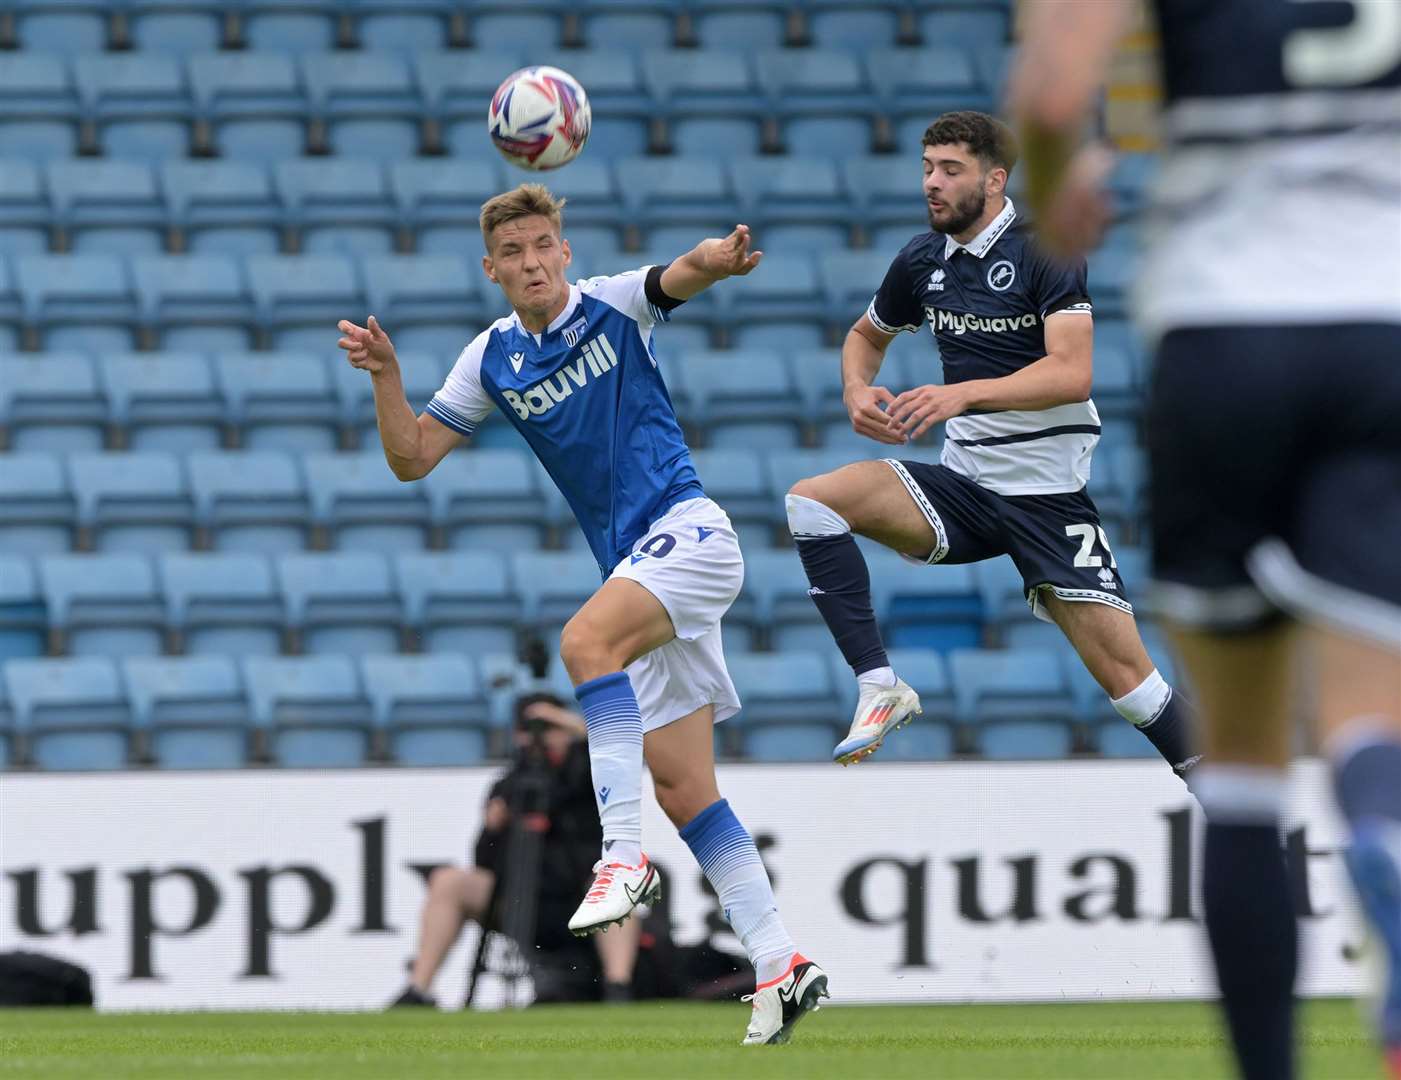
[{"xmin": 488, "ymin": 65, "xmax": 592, "ymax": 171}]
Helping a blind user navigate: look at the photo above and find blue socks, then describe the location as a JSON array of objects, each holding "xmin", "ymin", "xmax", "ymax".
[
  {"xmin": 575, "ymin": 672, "xmax": 644, "ymax": 866},
  {"xmin": 680, "ymin": 799, "xmax": 796, "ymax": 982}
]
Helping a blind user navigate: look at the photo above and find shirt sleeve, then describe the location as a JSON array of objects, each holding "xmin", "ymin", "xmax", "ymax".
[
  {"xmin": 866, "ymin": 247, "xmax": 926, "ymax": 334},
  {"xmin": 424, "ymin": 331, "xmax": 494, "ymax": 438},
  {"xmin": 1027, "ymin": 247, "xmax": 1094, "ymax": 320},
  {"xmin": 579, "ymin": 267, "xmax": 673, "ymax": 330}
]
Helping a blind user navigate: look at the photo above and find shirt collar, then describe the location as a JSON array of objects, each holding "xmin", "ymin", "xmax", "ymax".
[
  {"xmin": 510, "ymin": 282, "xmax": 582, "ymax": 339},
  {"xmin": 943, "ymin": 197, "xmax": 1016, "ymax": 260}
]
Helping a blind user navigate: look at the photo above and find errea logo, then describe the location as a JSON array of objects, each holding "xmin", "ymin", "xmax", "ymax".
[
  {"xmin": 502, "ymin": 333, "xmax": 619, "ymax": 419},
  {"xmin": 925, "ymin": 269, "xmax": 946, "ymax": 293}
]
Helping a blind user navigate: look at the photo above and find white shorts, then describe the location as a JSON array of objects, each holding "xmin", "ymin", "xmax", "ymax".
[{"xmin": 609, "ymin": 497, "xmax": 743, "ymax": 733}]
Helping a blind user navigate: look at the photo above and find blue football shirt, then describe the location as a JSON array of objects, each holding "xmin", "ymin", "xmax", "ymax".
[{"xmin": 426, "ymin": 269, "xmax": 703, "ymax": 575}]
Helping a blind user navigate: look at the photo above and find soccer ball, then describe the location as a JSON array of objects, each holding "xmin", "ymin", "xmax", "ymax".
[{"xmin": 488, "ymin": 66, "xmax": 592, "ymax": 171}]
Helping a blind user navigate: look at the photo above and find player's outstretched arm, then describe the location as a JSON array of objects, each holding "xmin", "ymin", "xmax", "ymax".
[
  {"xmin": 842, "ymin": 313, "xmax": 905, "ymax": 446},
  {"xmin": 337, "ymin": 315, "xmax": 461, "ymax": 481},
  {"xmin": 658, "ymin": 224, "xmax": 762, "ymax": 301}
]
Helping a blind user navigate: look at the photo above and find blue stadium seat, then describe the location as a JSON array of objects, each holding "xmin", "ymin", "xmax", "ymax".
[
  {"xmin": 123, "ymin": 655, "xmax": 250, "ymax": 768},
  {"xmin": 395, "ymin": 550, "xmax": 517, "ymax": 657},
  {"xmin": 949, "ymin": 647, "xmax": 1076, "ymax": 759},
  {"xmin": 917, "ymin": 6, "xmax": 1011, "ymax": 49},
  {"xmin": 15, "ymin": 254, "xmax": 139, "ymax": 351},
  {"xmin": 1108, "ymin": 153, "xmax": 1158, "ymax": 220},
  {"xmin": 242, "ymin": 654, "xmax": 373, "ymax": 767},
  {"xmin": 68, "ymin": 451, "xmax": 194, "ymax": 553},
  {"xmin": 1111, "ymin": 544, "xmax": 1149, "ymax": 612},
  {"xmin": 866, "ymin": 47, "xmax": 988, "ymax": 123},
  {"xmin": 689, "ymin": 449, "xmax": 776, "ymax": 541},
  {"xmin": 161, "ymin": 160, "xmax": 280, "ymax": 257},
  {"xmin": 130, "ymin": 256, "xmax": 255, "ymax": 354},
  {"xmin": 730, "ymin": 158, "xmax": 847, "ymax": 232},
  {"xmin": 470, "ymin": 12, "xmax": 561, "ymax": 49},
  {"xmin": 730, "ymin": 320, "xmax": 828, "ymax": 353},
  {"xmin": 159, "ymin": 551, "xmax": 283, "ymax": 657},
  {"xmin": 670, "ymin": 116, "xmax": 764, "ymax": 158},
  {"xmin": 0, "ymin": 453, "xmax": 74, "ymax": 556},
  {"xmin": 620, "ymin": 157, "xmax": 736, "ymax": 230},
  {"xmin": 765, "ymin": 448, "xmax": 876, "ymax": 506},
  {"xmin": 420, "ymin": 447, "xmax": 548, "ymax": 553},
  {"xmin": 73, "ymin": 53, "xmax": 191, "ymax": 161},
  {"xmin": 1091, "ymin": 337, "xmax": 1139, "ymax": 420},
  {"xmin": 0, "ymin": 554, "xmax": 46, "ymax": 662},
  {"xmin": 128, "ymin": 0, "xmax": 225, "ymax": 53},
  {"xmin": 414, "ymin": 49, "xmax": 522, "ymax": 128},
  {"xmin": 274, "ymin": 159, "xmax": 397, "ymax": 256},
  {"xmin": 242, "ymin": 1, "xmax": 339, "ymax": 52},
  {"xmin": 332, "ymin": 348, "xmax": 443, "ymax": 450},
  {"xmin": 710, "ymin": 253, "xmax": 824, "ymax": 332},
  {"xmin": 4, "ymin": 656, "xmax": 132, "ymax": 770},
  {"xmin": 188, "ymin": 52, "xmax": 307, "ymax": 163},
  {"xmin": 581, "ymin": 9, "xmax": 675, "ymax": 49},
  {"xmin": 510, "ymin": 550, "xmax": 601, "ymax": 636},
  {"xmin": 389, "ymin": 158, "xmax": 502, "ymax": 243},
  {"xmin": 726, "ymin": 650, "xmax": 839, "ymax": 761},
  {"xmin": 276, "ymin": 552, "xmax": 403, "ymax": 656},
  {"xmin": 642, "ymin": 50, "xmax": 760, "ymax": 122},
  {"xmin": 353, "ymin": 1, "xmax": 461, "ymax": 51},
  {"xmin": 734, "ymin": 548, "xmax": 826, "ymax": 651},
  {"xmin": 0, "ymin": 54, "xmax": 79, "ymax": 162},
  {"xmin": 0, "ymin": 353, "xmax": 106, "ymax": 453},
  {"xmin": 361, "ymin": 254, "xmax": 482, "ymax": 332},
  {"xmin": 244, "ymin": 256, "xmax": 363, "ymax": 353},
  {"xmin": 15, "ymin": 5, "xmax": 109, "ymax": 52},
  {"xmin": 868, "ymin": 548, "xmax": 984, "ymax": 654},
  {"xmin": 302, "ymin": 451, "xmax": 430, "ymax": 550},
  {"xmin": 972, "ymin": 555, "xmax": 1035, "ymax": 644},
  {"xmin": 572, "ymin": 115, "xmax": 650, "ymax": 160},
  {"xmin": 818, "ymin": 249, "xmax": 904, "ymax": 316},
  {"xmin": 758, "ymin": 48, "xmax": 872, "ymax": 119},
  {"xmin": 38, "ymin": 553, "xmax": 165, "ymax": 657},
  {"xmin": 362, "ymin": 654, "xmax": 492, "ymax": 766},
  {"xmin": 0, "ymin": 665, "xmax": 12, "ymax": 766},
  {"xmin": 533, "ymin": 49, "xmax": 649, "ymax": 125},
  {"xmin": 301, "ymin": 52, "xmax": 423, "ymax": 161},
  {"xmin": 754, "ymin": 223, "xmax": 849, "ymax": 257},
  {"xmin": 0, "ymin": 161, "xmax": 49, "ymax": 254},
  {"xmin": 807, "ymin": 4, "xmax": 901, "ymax": 48},
  {"xmin": 187, "ymin": 450, "xmax": 311, "ymax": 552},
  {"xmin": 678, "ymin": 349, "xmax": 805, "ymax": 449},
  {"xmin": 692, "ymin": 4, "xmax": 788, "ymax": 49},
  {"xmin": 214, "ymin": 350, "xmax": 339, "ymax": 450}
]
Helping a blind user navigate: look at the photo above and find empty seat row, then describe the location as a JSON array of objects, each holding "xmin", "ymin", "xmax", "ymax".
[
  {"xmin": 0, "ymin": 243, "xmax": 1144, "ymax": 353},
  {"xmin": 0, "ymin": 46, "xmax": 1000, "ymax": 161},
  {"xmin": 0, "ymin": 540, "xmax": 1155, "ymax": 665},
  {"xmin": 0, "ymin": 637, "xmax": 1167, "ymax": 772}
]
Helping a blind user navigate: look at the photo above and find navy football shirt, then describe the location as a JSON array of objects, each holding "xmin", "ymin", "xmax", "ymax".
[
  {"xmin": 868, "ymin": 199, "xmax": 1100, "ymax": 495},
  {"xmin": 427, "ymin": 269, "xmax": 703, "ymax": 575}
]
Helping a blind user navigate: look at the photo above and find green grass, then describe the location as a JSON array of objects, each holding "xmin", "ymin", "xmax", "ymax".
[{"xmin": 0, "ymin": 1000, "xmax": 1386, "ymax": 1080}]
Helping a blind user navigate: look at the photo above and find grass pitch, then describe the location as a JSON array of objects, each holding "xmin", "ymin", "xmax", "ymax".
[{"xmin": 0, "ymin": 999, "xmax": 1385, "ymax": 1080}]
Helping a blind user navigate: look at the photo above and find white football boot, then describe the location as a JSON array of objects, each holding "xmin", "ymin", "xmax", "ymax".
[
  {"xmin": 832, "ymin": 679, "xmax": 921, "ymax": 765},
  {"xmin": 742, "ymin": 954, "xmax": 830, "ymax": 1046},
  {"xmin": 567, "ymin": 855, "xmax": 661, "ymax": 936}
]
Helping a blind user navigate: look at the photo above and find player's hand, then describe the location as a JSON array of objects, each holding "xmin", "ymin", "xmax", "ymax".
[
  {"xmin": 700, "ymin": 224, "xmax": 763, "ymax": 279},
  {"xmin": 844, "ymin": 383, "xmax": 906, "ymax": 445},
  {"xmin": 890, "ymin": 383, "xmax": 969, "ymax": 441},
  {"xmin": 483, "ymin": 797, "xmax": 509, "ymax": 832},
  {"xmin": 1037, "ymin": 144, "xmax": 1115, "ymax": 259},
  {"xmin": 337, "ymin": 315, "xmax": 397, "ymax": 375}
]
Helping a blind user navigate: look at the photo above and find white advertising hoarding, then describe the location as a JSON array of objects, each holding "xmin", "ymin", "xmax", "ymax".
[{"xmin": 0, "ymin": 760, "xmax": 1368, "ymax": 1010}]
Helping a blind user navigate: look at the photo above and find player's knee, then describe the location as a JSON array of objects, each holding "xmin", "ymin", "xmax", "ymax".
[
  {"xmin": 427, "ymin": 865, "xmax": 462, "ymax": 898},
  {"xmin": 559, "ymin": 617, "xmax": 626, "ymax": 684},
  {"xmin": 652, "ymin": 772, "xmax": 718, "ymax": 829},
  {"xmin": 786, "ymin": 478, "xmax": 853, "ymax": 538}
]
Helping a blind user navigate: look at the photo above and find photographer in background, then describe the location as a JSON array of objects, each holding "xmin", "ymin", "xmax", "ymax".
[{"xmin": 391, "ymin": 693, "xmax": 640, "ymax": 1007}]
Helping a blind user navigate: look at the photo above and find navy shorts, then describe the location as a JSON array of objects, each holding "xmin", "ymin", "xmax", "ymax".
[
  {"xmin": 885, "ymin": 459, "xmax": 1132, "ymax": 623},
  {"xmin": 1148, "ymin": 323, "xmax": 1401, "ymax": 642}
]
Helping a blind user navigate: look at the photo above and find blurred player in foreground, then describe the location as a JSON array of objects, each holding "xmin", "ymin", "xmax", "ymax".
[
  {"xmin": 1011, "ymin": 3, "xmax": 1401, "ymax": 1077},
  {"xmin": 339, "ymin": 184, "xmax": 826, "ymax": 1045},
  {"xmin": 787, "ymin": 110, "xmax": 1198, "ymax": 781}
]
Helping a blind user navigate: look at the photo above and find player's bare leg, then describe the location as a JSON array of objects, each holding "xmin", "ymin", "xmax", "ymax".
[
  {"xmin": 1042, "ymin": 594, "xmax": 1201, "ymax": 778},
  {"xmin": 1172, "ymin": 621, "xmax": 1298, "ymax": 1080},
  {"xmin": 593, "ymin": 909, "xmax": 642, "ymax": 1002},
  {"xmin": 394, "ymin": 865, "xmax": 495, "ymax": 1006},
  {"xmin": 647, "ymin": 706, "xmax": 828, "ymax": 1044},
  {"xmin": 1313, "ymin": 626, "xmax": 1401, "ymax": 1072},
  {"xmin": 561, "ymin": 578, "xmax": 674, "ymax": 935},
  {"xmin": 788, "ymin": 461, "xmax": 933, "ymax": 764}
]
